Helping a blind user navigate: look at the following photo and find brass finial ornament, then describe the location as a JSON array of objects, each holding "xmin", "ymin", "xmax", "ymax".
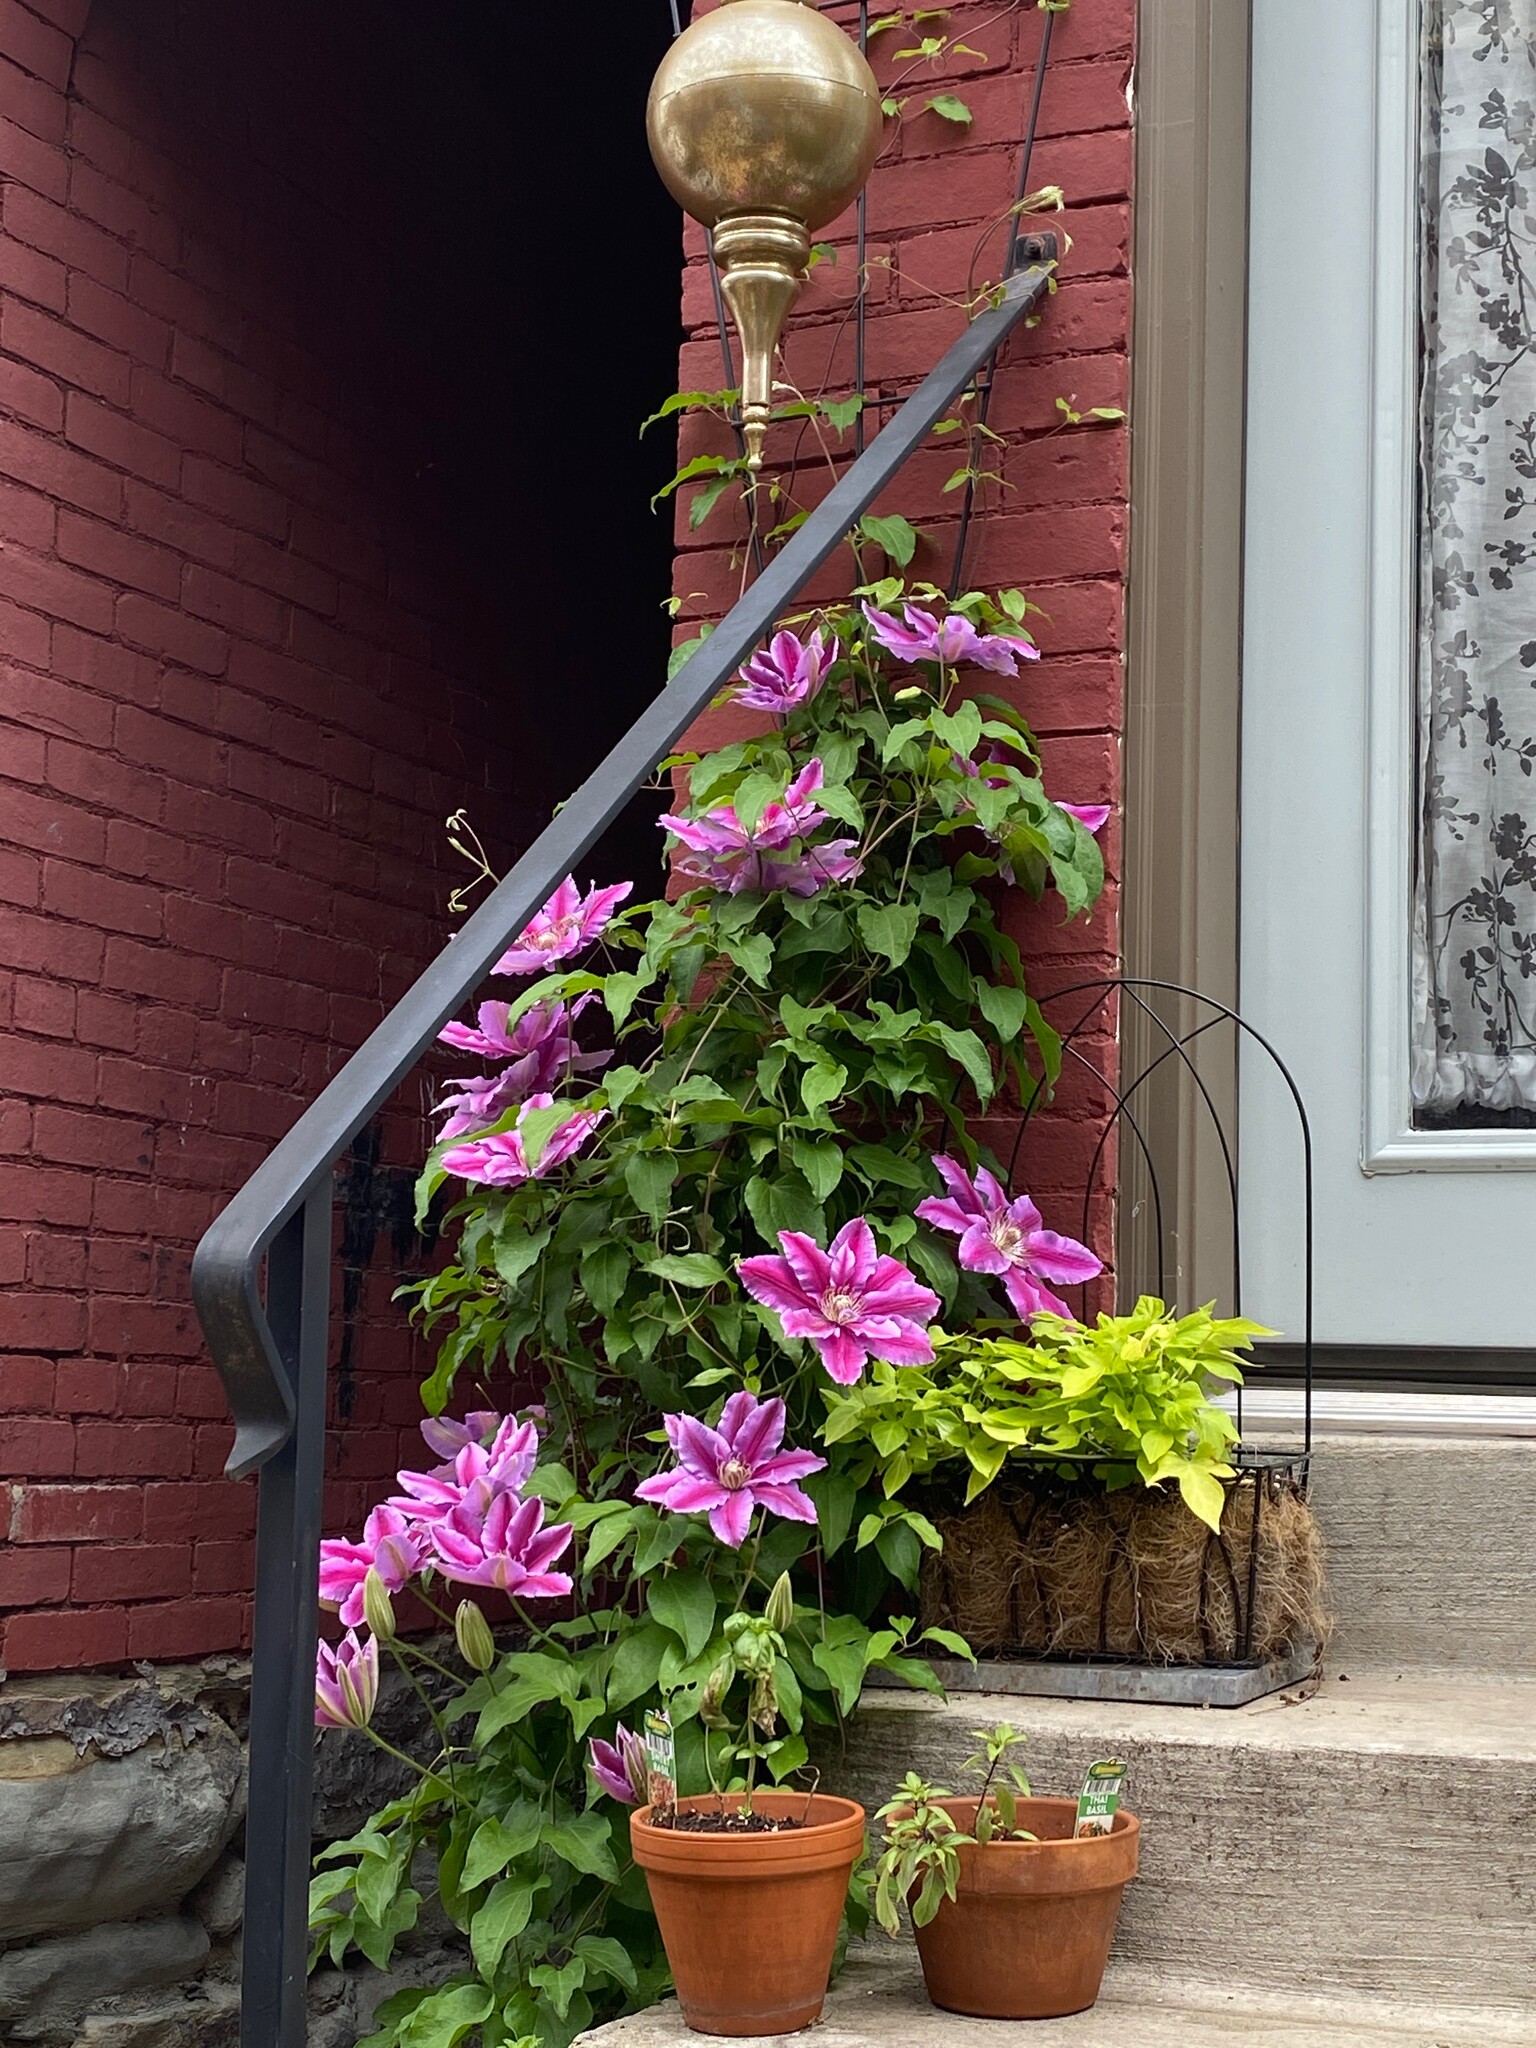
[{"xmin": 647, "ymin": 0, "xmax": 884, "ymax": 471}]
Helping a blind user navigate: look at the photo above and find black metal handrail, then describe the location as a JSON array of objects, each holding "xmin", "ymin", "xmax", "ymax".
[{"xmin": 191, "ymin": 244, "xmax": 1058, "ymax": 2047}]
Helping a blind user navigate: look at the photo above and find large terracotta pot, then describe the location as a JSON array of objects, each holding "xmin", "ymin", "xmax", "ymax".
[
  {"xmin": 630, "ymin": 1789, "xmax": 866, "ymax": 2037},
  {"xmin": 911, "ymin": 1795, "xmax": 1139, "ymax": 2019}
]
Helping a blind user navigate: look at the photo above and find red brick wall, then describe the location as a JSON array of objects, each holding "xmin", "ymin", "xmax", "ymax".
[
  {"xmin": 0, "ymin": 0, "xmax": 542, "ymax": 1672},
  {"xmin": 672, "ymin": 1, "xmax": 1131, "ymax": 1257}
]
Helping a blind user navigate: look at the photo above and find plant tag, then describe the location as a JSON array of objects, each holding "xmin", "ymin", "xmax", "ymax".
[
  {"xmin": 644, "ymin": 1707, "xmax": 677, "ymax": 1820},
  {"xmin": 1074, "ymin": 1758, "xmax": 1126, "ymax": 1839}
]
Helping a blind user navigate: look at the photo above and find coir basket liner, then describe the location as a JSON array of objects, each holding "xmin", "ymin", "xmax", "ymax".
[{"xmin": 919, "ymin": 1467, "xmax": 1331, "ymax": 1664}]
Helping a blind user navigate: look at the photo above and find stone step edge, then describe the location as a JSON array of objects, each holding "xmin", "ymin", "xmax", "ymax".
[{"xmin": 579, "ymin": 1947, "xmax": 1536, "ymax": 2046}]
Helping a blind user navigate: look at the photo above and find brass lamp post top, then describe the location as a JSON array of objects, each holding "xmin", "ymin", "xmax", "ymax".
[{"xmin": 647, "ymin": 0, "xmax": 883, "ymax": 232}]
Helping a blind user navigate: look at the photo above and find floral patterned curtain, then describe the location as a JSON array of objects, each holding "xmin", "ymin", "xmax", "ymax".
[{"xmin": 1414, "ymin": 1, "xmax": 1536, "ymax": 1117}]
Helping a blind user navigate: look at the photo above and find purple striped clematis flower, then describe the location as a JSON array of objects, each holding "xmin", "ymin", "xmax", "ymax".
[
  {"xmin": 441, "ymin": 1092, "xmax": 606, "ymax": 1188},
  {"xmin": 1059, "ymin": 802, "xmax": 1110, "ymax": 835},
  {"xmin": 737, "ymin": 1219, "xmax": 940, "ymax": 1385},
  {"xmin": 493, "ymin": 878, "xmax": 632, "ymax": 977},
  {"xmin": 915, "ymin": 1155, "xmax": 1102, "ymax": 1323},
  {"xmin": 733, "ymin": 627, "xmax": 831, "ymax": 714},
  {"xmin": 318, "ymin": 1504, "xmax": 423, "ymax": 1630},
  {"xmin": 391, "ymin": 1417, "xmax": 541, "ymax": 1529},
  {"xmin": 863, "ymin": 600, "xmax": 1034, "ymax": 676},
  {"xmin": 418, "ymin": 1410, "xmax": 504, "ymax": 1467},
  {"xmin": 634, "ymin": 1390, "xmax": 825, "ymax": 1547},
  {"xmin": 588, "ymin": 1723, "xmax": 649, "ymax": 1805},
  {"xmin": 426, "ymin": 1489, "xmax": 574, "ymax": 1600},
  {"xmin": 658, "ymin": 758, "xmax": 862, "ymax": 898},
  {"xmin": 315, "ymin": 1628, "xmax": 379, "ymax": 1730},
  {"xmin": 435, "ymin": 996, "xmax": 610, "ymax": 1139}
]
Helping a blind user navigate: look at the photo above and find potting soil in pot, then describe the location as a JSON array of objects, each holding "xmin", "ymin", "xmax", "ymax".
[{"xmin": 919, "ymin": 1469, "xmax": 1332, "ymax": 1663}]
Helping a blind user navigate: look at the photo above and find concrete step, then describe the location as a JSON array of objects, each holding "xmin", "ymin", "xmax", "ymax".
[
  {"xmin": 817, "ymin": 1675, "xmax": 1536, "ymax": 2012},
  {"xmin": 579, "ymin": 1944, "xmax": 1536, "ymax": 2046},
  {"xmin": 1301, "ymin": 1429, "xmax": 1536, "ymax": 1677}
]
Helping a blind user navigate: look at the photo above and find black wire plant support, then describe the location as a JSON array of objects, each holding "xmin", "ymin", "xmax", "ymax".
[{"xmin": 973, "ymin": 977, "xmax": 1318, "ymax": 1674}]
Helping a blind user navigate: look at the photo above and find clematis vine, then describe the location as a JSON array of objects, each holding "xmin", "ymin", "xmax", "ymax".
[
  {"xmin": 732, "ymin": 626, "xmax": 830, "ymax": 714},
  {"xmin": 588, "ymin": 1723, "xmax": 650, "ymax": 1805},
  {"xmin": 435, "ymin": 996, "xmax": 609, "ymax": 1139},
  {"xmin": 426, "ymin": 1489, "xmax": 574, "ymax": 1600},
  {"xmin": 392, "ymin": 1416, "xmax": 541, "ymax": 1528},
  {"xmin": 634, "ymin": 1390, "xmax": 825, "ymax": 1547},
  {"xmin": 862, "ymin": 600, "xmax": 1033, "ymax": 677},
  {"xmin": 915, "ymin": 1155, "xmax": 1102, "ymax": 1323},
  {"xmin": 738, "ymin": 1218, "xmax": 940, "ymax": 1384},
  {"xmin": 658, "ymin": 758, "xmax": 862, "ymax": 898},
  {"xmin": 318, "ymin": 1504, "xmax": 423, "ymax": 1630},
  {"xmin": 441, "ymin": 1092, "xmax": 606, "ymax": 1189},
  {"xmin": 315, "ymin": 1628, "xmax": 380, "ymax": 1731},
  {"xmin": 493, "ymin": 877, "xmax": 632, "ymax": 977}
]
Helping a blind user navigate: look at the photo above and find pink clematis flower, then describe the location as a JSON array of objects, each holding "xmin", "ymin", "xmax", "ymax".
[
  {"xmin": 1059, "ymin": 802, "xmax": 1110, "ymax": 835},
  {"xmin": 435, "ymin": 997, "xmax": 610, "ymax": 1139},
  {"xmin": 733, "ymin": 627, "xmax": 831, "ymax": 714},
  {"xmin": 441, "ymin": 1092, "xmax": 606, "ymax": 1189},
  {"xmin": 588, "ymin": 1723, "xmax": 649, "ymax": 1805},
  {"xmin": 426, "ymin": 1489, "xmax": 574, "ymax": 1600},
  {"xmin": 315, "ymin": 1628, "xmax": 379, "ymax": 1731},
  {"xmin": 738, "ymin": 1219, "xmax": 940, "ymax": 1385},
  {"xmin": 862, "ymin": 601, "xmax": 1035, "ymax": 677},
  {"xmin": 418, "ymin": 1410, "xmax": 503, "ymax": 1467},
  {"xmin": 392, "ymin": 1417, "xmax": 541, "ymax": 1528},
  {"xmin": 494, "ymin": 878, "xmax": 633, "ymax": 977},
  {"xmin": 915, "ymin": 1155, "xmax": 1102, "ymax": 1323},
  {"xmin": 659, "ymin": 759, "xmax": 863, "ymax": 898},
  {"xmin": 318, "ymin": 1504, "xmax": 424, "ymax": 1630},
  {"xmin": 634, "ymin": 1390, "xmax": 825, "ymax": 1547}
]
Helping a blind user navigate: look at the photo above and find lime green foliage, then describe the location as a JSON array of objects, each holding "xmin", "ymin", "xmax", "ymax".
[
  {"xmin": 871, "ymin": 1722, "xmax": 1036, "ymax": 1935},
  {"xmin": 823, "ymin": 1299, "xmax": 1270, "ymax": 1530}
]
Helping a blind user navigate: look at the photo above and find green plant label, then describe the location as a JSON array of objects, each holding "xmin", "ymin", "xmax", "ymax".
[
  {"xmin": 1074, "ymin": 1758, "xmax": 1127, "ymax": 1839},
  {"xmin": 645, "ymin": 1707, "xmax": 677, "ymax": 1820}
]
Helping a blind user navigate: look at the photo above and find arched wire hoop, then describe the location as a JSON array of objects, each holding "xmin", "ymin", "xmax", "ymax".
[{"xmin": 1005, "ymin": 977, "xmax": 1314, "ymax": 1461}]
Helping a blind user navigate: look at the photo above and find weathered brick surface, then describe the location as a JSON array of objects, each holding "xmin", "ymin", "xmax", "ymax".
[
  {"xmin": 0, "ymin": 0, "xmax": 542, "ymax": 1671},
  {"xmin": 672, "ymin": 1, "xmax": 1133, "ymax": 1307}
]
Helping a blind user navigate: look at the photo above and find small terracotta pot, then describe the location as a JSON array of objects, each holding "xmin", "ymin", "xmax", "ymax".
[
  {"xmin": 630, "ymin": 1789, "xmax": 866, "ymax": 2037},
  {"xmin": 910, "ymin": 1795, "xmax": 1139, "ymax": 2019}
]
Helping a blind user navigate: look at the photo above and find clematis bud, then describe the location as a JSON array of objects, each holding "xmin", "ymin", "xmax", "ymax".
[
  {"xmin": 765, "ymin": 1572, "xmax": 795, "ymax": 1635},
  {"xmin": 454, "ymin": 1600, "xmax": 497, "ymax": 1674},
  {"xmin": 751, "ymin": 1668, "xmax": 779, "ymax": 1735},
  {"xmin": 361, "ymin": 1567, "xmax": 396, "ymax": 1644}
]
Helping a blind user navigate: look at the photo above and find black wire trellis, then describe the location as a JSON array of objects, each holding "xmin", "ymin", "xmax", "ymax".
[
  {"xmin": 671, "ymin": 0, "xmax": 1059, "ymax": 591},
  {"xmin": 980, "ymin": 978, "xmax": 1318, "ymax": 1671}
]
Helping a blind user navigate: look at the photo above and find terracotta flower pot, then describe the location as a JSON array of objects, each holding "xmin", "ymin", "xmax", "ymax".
[
  {"xmin": 911, "ymin": 1795, "xmax": 1139, "ymax": 2019},
  {"xmin": 630, "ymin": 1789, "xmax": 866, "ymax": 2037}
]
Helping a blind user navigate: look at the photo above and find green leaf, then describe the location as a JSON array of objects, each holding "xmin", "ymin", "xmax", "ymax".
[
  {"xmin": 574, "ymin": 1934, "xmax": 639, "ymax": 1991},
  {"xmin": 791, "ymin": 1133, "xmax": 845, "ymax": 1203},
  {"xmin": 926, "ymin": 92, "xmax": 973, "ymax": 125},
  {"xmin": 850, "ymin": 1142, "xmax": 929, "ymax": 1191},
  {"xmin": 640, "ymin": 387, "xmax": 738, "ymax": 436},
  {"xmin": 723, "ymin": 930, "xmax": 774, "ymax": 985},
  {"xmin": 492, "ymin": 1222, "xmax": 553, "ymax": 1291},
  {"xmin": 644, "ymin": 1252, "xmax": 730, "ymax": 1289},
  {"xmin": 1177, "ymin": 1464, "xmax": 1228, "ymax": 1533},
  {"xmin": 625, "ymin": 1152, "xmax": 677, "ymax": 1219},
  {"xmin": 397, "ymin": 1982, "xmax": 494, "ymax": 2048},
  {"xmin": 669, "ymin": 623, "xmax": 715, "ymax": 680},
  {"xmin": 542, "ymin": 1810, "xmax": 619, "ymax": 1883},
  {"xmin": 647, "ymin": 1569, "xmax": 718, "ymax": 1662},
  {"xmin": 976, "ymin": 981, "xmax": 1030, "ymax": 1043},
  {"xmin": 462, "ymin": 1810, "xmax": 541, "ymax": 1891},
  {"xmin": 607, "ymin": 1619, "xmax": 673, "ymax": 1710},
  {"xmin": 690, "ymin": 473, "xmax": 740, "ymax": 529},
  {"xmin": 819, "ymin": 393, "xmax": 866, "ymax": 434},
  {"xmin": 469, "ymin": 1876, "xmax": 537, "ymax": 1977},
  {"xmin": 859, "ymin": 512, "xmax": 919, "ymax": 566},
  {"xmin": 803, "ymin": 1469, "xmax": 857, "ymax": 1558},
  {"xmin": 801, "ymin": 1063, "xmax": 848, "ymax": 1117},
  {"xmin": 580, "ymin": 1241, "xmax": 630, "ymax": 1316},
  {"xmin": 858, "ymin": 902, "xmax": 921, "ymax": 969}
]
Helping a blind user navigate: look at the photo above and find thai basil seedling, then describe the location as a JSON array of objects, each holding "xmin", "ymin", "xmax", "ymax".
[{"xmin": 871, "ymin": 1720, "xmax": 1038, "ymax": 1933}]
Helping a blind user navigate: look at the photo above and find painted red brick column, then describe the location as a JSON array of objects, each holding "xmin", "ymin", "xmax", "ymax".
[{"xmin": 669, "ymin": 0, "xmax": 1131, "ymax": 1252}]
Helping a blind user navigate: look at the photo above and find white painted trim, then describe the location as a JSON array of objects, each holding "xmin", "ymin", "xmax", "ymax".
[
  {"xmin": 1220, "ymin": 1389, "xmax": 1536, "ymax": 1439},
  {"xmin": 1362, "ymin": 0, "xmax": 1536, "ymax": 1171}
]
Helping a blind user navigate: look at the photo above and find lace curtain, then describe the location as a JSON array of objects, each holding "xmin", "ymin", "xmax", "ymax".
[{"xmin": 1414, "ymin": 0, "xmax": 1536, "ymax": 1116}]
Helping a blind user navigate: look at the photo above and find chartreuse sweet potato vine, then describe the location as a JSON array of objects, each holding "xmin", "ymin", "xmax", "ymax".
[{"xmin": 305, "ymin": 578, "xmax": 1113, "ymax": 2048}]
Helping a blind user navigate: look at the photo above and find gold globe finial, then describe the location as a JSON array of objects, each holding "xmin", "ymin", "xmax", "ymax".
[{"xmin": 647, "ymin": 0, "xmax": 884, "ymax": 472}]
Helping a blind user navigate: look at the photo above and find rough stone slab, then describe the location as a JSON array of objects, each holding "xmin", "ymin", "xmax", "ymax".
[
  {"xmin": 0, "ymin": 1914, "xmax": 209, "ymax": 2033},
  {"xmin": 1303, "ymin": 1434, "xmax": 1536, "ymax": 1676},
  {"xmin": 817, "ymin": 1675, "xmax": 1536, "ymax": 2010},
  {"xmin": 579, "ymin": 1947, "xmax": 1536, "ymax": 2046}
]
